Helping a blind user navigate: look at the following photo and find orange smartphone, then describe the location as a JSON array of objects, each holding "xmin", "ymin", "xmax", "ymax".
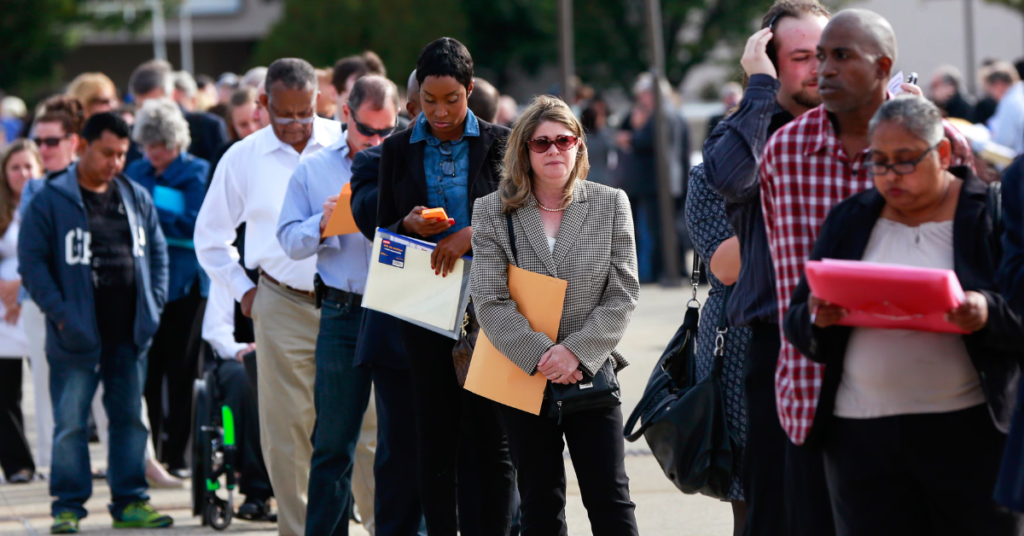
[{"xmin": 421, "ymin": 208, "xmax": 449, "ymax": 221}]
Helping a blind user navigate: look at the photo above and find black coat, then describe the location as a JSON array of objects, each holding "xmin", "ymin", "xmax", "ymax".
[
  {"xmin": 784, "ymin": 167, "xmax": 1024, "ymax": 440},
  {"xmin": 184, "ymin": 109, "xmax": 229, "ymax": 164},
  {"xmin": 376, "ymin": 119, "xmax": 510, "ymax": 238}
]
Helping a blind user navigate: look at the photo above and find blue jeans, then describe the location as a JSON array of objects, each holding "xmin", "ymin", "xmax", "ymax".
[
  {"xmin": 306, "ymin": 299, "xmax": 372, "ymax": 536},
  {"xmin": 49, "ymin": 342, "xmax": 149, "ymax": 519}
]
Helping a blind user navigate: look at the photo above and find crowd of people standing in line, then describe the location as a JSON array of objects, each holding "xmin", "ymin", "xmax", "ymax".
[{"xmin": 4, "ymin": 1, "xmax": 1024, "ymax": 535}]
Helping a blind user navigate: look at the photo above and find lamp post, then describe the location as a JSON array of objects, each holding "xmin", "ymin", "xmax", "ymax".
[{"xmin": 558, "ymin": 0, "xmax": 575, "ymax": 102}]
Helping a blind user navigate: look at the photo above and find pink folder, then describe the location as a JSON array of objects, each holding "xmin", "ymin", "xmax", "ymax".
[{"xmin": 804, "ymin": 259, "xmax": 968, "ymax": 334}]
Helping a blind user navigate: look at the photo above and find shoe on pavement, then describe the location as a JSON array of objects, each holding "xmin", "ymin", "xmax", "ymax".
[
  {"xmin": 8, "ymin": 469, "xmax": 34, "ymax": 484},
  {"xmin": 51, "ymin": 512, "xmax": 80, "ymax": 534},
  {"xmin": 145, "ymin": 459, "xmax": 184, "ymax": 489},
  {"xmin": 112, "ymin": 501, "xmax": 173, "ymax": 529},
  {"xmin": 237, "ymin": 497, "xmax": 275, "ymax": 522}
]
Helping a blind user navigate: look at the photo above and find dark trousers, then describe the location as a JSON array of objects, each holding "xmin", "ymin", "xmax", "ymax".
[
  {"xmin": 500, "ymin": 403, "xmax": 638, "ymax": 536},
  {"xmin": 824, "ymin": 404, "xmax": 1022, "ymax": 536},
  {"xmin": 145, "ymin": 284, "xmax": 204, "ymax": 469},
  {"xmin": 0, "ymin": 359, "xmax": 35, "ymax": 478},
  {"xmin": 785, "ymin": 437, "xmax": 835, "ymax": 536},
  {"xmin": 742, "ymin": 322, "xmax": 789, "ymax": 536},
  {"xmin": 306, "ymin": 299, "xmax": 372, "ymax": 536},
  {"xmin": 371, "ymin": 365, "xmax": 425, "ymax": 536},
  {"xmin": 50, "ymin": 342, "xmax": 149, "ymax": 518},
  {"xmin": 400, "ymin": 323, "xmax": 515, "ymax": 536},
  {"xmin": 213, "ymin": 359, "xmax": 271, "ymax": 500}
]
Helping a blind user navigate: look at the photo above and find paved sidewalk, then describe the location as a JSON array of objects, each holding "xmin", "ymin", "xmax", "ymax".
[{"xmin": 0, "ymin": 283, "xmax": 734, "ymax": 535}]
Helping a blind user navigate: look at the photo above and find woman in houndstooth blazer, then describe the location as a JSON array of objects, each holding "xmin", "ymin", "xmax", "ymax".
[{"xmin": 470, "ymin": 96, "xmax": 641, "ymax": 535}]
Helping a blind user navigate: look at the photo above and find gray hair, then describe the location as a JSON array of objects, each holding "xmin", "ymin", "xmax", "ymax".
[
  {"xmin": 265, "ymin": 59, "xmax": 317, "ymax": 98},
  {"xmin": 868, "ymin": 95, "xmax": 944, "ymax": 146},
  {"xmin": 240, "ymin": 67, "xmax": 267, "ymax": 89},
  {"xmin": 348, "ymin": 75, "xmax": 399, "ymax": 114},
  {"xmin": 129, "ymin": 60, "xmax": 174, "ymax": 99},
  {"xmin": 174, "ymin": 71, "xmax": 198, "ymax": 98},
  {"xmin": 133, "ymin": 98, "xmax": 191, "ymax": 151}
]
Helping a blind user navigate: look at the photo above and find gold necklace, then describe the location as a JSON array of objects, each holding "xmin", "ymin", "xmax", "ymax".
[{"xmin": 535, "ymin": 196, "xmax": 568, "ymax": 212}]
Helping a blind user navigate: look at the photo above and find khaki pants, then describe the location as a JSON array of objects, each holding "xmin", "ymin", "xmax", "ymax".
[{"xmin": 252, "ymin": 277, "xmax": 318, "ymax": 536}]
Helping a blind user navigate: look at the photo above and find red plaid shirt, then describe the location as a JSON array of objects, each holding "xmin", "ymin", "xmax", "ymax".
[{"xmin": 759, "ymin": 105, "xmax": 972, "ymax": 445}]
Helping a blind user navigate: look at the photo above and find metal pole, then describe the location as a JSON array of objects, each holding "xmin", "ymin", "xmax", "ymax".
[
  {"xmin": 150, "ymin": 0, "xmax": 167, "ymax": 61},
  {"xmin": 964, "ymin": 0, "xmax": 976, "ymax": 96},
  {"xmin": 180, "ymin": 1, "xmax": 194, "ymax": 74},
  {"xmin": 558, "ymin": 0, "xmax": 575, "ymax": 101},
  {"xmin": 644, "ymin": 0, "xmax": 681, "ymax": 287}
]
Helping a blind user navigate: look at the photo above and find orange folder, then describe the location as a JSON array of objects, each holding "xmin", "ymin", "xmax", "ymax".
[
  {"xmin": 321, "ymin": 183, "xmax": 360, "ymax": 238},
  {"xmin": 464, "ymin": 265, "xmax": 567, "ymax": 415}
]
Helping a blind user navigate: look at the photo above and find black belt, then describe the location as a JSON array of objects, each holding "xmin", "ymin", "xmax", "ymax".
[{"xmin": 324, "ymin": 286, "xmax": 363, "ymax": 308}]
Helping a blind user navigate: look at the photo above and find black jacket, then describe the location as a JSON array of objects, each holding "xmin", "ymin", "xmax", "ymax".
[
  {"xmin": 184, "ymin": 109, "xmax": 229, "ymax": 164},
  {"xmin": 784, "ymin": 167, "xmax": 1024, "ymax": 438},
  {"xmin": 350, "ymin": 143, "xmax": 407, "ymax": 369},
  {"xmin": 376, "ymin": 118, "xmax": 510, "ymax": 238}
]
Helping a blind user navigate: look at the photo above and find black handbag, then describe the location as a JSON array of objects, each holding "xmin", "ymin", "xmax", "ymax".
[{"xmin": 622, "ymin": 256, "xmax": 741, "ymax": 500}]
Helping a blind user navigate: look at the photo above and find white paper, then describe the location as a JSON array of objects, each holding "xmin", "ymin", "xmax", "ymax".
[
  {"xmin": 888, "ymin": 71, "xmax": 905, "ymax": 95},
  {"xmin": 363, "ymin": 230, "xmax": 466, "ymax": 333}
]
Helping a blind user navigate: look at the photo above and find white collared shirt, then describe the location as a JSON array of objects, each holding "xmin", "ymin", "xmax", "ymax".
[{"xmin": 196, "ymin": 118, "xmax": 343, "ymax": 299}]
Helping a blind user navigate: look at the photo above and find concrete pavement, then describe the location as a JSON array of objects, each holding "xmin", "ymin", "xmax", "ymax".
[{"xmin": 0, "ymin": 283, "xmax": 735, "ymax": 535}]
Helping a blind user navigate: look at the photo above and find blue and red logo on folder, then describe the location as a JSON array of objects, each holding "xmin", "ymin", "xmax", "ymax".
[{"xmin": 379, "ymin": 239, "xmax": 406, "ymax": 269}]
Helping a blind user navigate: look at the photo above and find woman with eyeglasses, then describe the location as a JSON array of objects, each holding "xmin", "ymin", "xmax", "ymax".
[
  {"xmin": 377, "ymin": 37, "xmax": 516, "ymax": 535},
  {"xmin": 32, "ymin": 95, "xmax": 84, "ymax": 174},
  {"xmin": 784, "ymin": 96, "xmax": 1024, "ymax": 535},
  {"xmin": 470, "ymin": 95, "xmax": 640, "ymax": 535},
  {"xmin": 125, "ymin": 98, "xmax": 210, "ymax": 478}
]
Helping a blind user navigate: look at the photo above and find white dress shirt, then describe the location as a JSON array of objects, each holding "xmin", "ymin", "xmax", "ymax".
[
  {"xmin": 202, "ymin": 280, "xmax": 248, "ymax": 360},
  {"xmin": 195, "ymin": 118, "xmax": 343, "ymax": 299},
  {"xmin": 276, "ymin": 131, "xmax": 373, "ymax": 295}
]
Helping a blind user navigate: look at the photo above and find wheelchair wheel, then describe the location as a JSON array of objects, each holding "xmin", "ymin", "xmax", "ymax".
[
  {"xmin": 191, "ymin": 377, "xmax": 212, "ymax": 517},
  {"xmin": 204, "ymin": 501, "xmax": 232, "ymax": 530}
]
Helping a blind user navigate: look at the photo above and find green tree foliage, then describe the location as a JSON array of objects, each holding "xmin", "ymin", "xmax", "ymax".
[
  {"xmin": 983, "ymin": 0, "xmax": 1024, "ymax": 15},
  {"xmin": 255, "ymin": 0, "xmax": 783, "ymax": 90},
  {"xmin": 0, "ymin": 0, "xmax": 151, "ymax": 97}
]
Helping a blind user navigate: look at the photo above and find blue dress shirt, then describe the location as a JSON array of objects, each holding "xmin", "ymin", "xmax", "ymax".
[
  {"xmin": 277, "ymin": 132, "xmax": 373, "ymax": 295},
  {"xmin": 409, "ymin": 109, "xmax": 479, "ymax": 242}
]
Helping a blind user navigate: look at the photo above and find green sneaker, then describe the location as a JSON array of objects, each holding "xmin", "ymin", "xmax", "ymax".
[
  {"xmin": 112, "ymin": 501, "xmax": 174, "ymax": 529},
  {"xmin": 51, "ymin": 511, "xmax": 80, "ymax": 534}
]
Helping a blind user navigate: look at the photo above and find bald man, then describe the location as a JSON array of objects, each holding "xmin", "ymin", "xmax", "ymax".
[
  {"xmin": 467, "ymin": 78, "xmax": 500, "ymax": 123},
  {"xmin": 406, "ymin": 70, "xmax": 421, "ymax": 119},
  {"xmin": 759, "ymin": 10, "xmax": 973, "ymax": 536}
]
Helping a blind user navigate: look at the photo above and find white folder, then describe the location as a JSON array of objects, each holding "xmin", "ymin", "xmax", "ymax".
[{"xmin": 362, "ymin": 228, "xmax": 472, "ymax": 339}]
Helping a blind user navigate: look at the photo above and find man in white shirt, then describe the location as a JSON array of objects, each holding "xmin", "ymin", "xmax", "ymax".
[{"xmin": 195, "ymin": 58, "xmax": 342, "ymax": 536}]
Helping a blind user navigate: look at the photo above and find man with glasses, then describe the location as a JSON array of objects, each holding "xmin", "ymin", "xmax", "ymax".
[
  {"xmin": 195, "ymin": 57, "xmax": 342, "ymax": 536},
  {"xmin": 277, "ymin": 74, "xmax": 398, "ymax": 536}
]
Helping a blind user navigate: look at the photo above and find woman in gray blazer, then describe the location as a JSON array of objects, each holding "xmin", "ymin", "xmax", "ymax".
[{"xmin": 470, "ymin": 96, "xmax": 641, "ymax": 535}]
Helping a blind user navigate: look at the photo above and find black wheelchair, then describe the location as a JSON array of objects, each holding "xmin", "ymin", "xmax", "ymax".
[{"xmin": 190, "ymin": 360, "xmax": 242, "ymax": 530}]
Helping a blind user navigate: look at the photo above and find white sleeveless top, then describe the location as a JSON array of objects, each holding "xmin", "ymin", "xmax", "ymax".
[
  {"xmin": 0, "ymin": 213, "xmax": 30, "ymax": 358},
  {"xmin": 834, "ymin": 218, "xmax": 985, "ymax": 419}
]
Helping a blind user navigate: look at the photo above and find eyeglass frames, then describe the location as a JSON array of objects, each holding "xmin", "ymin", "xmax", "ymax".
[
  {"xmin": 268, "ymin": 104, "xmax": 315, "ymax": 126},
  {"xmin": 350, "ymin": 108, "xmax": 397, "ymax": 138},
  {"xmin": 32, "ymin": 134, "xmax": 70, "ymax": 148},
  {"xmin": 526, "ymin": 135, "xmax": 579, "ymax": 154},
  {"xmin": 869, "ymin": 144, "xmax": 939, "ymax": 177},
  {"xmin": 439, "ymin": 141, "xmax": 455, "ymax": 177}
]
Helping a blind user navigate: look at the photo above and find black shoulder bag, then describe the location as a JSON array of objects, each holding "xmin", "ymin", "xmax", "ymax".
[{"xmin": 622, "ymin": 256, "xmax": 740, "ymax": 500}]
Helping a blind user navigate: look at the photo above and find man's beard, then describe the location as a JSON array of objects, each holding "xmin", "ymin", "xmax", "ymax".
[{"xmin": 792, "ymin": 87, "xmax": 822, "ymax": 109}]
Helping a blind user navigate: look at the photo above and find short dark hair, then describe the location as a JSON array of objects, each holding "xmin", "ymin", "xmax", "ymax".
[
  {"xmin": 348, "ymin": 75, "xmax": 399, "ymax": 113},
  {"xmin": 81, "ymin": 112, "xmax": 131, "ymax": 143},
  {"xmin": 361, "ymin": 51, "xmax": 387, "ymax": 77},
  {"xmin": 762, "ymin": 1, "xmax": 831, "ymax": 72},
  {"xmin": 266, "ymin": 58, "xmax": 317, "ymax": 94},
  {"xmin": 129, "ymin": 60, "xmax": 174, "ymax": 98},
  {"xmin": 467, "ymin": 77, "xmax": 499, "ymax": 123},
  {"xmin": 416, "ymin": 38, "xmax": 474, "ymax": 90},
  {"xmin": 332, "ymin": 56, "xmax": 367, "ymax": 93}
]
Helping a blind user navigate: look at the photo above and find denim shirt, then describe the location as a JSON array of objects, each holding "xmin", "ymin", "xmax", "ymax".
[{"xmin": 410, "ymin": 109, "xmax": 480, "ymax": 242}]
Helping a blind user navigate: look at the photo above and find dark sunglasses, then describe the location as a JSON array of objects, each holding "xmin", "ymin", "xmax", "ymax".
[
  {"xmin": 526, "ymin": 135, "xmax": 579, "ymax": 154},
  {"xmin": 350, "ymin": 109, "xmax": 396, "ymax": 138},
  {"xmin": 33, "ymin": 135, "xmax": 69, "ymax": 148}
]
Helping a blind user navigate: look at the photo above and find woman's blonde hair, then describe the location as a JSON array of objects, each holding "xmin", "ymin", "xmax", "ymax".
[
  {"xmin": 0, "ymin": 139, "xmax": 42, "ymax": 236},
  {"xmin": 67, "ymin": 73, "xmax": 117, "ymax": 110},
  {"xmin": 500, "ymin": 95, "xmax": 589, "ymax": 214}
]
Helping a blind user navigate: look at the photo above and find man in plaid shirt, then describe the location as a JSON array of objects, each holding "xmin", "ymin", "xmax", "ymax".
[{"xmin": 759, "ymin": 8, "xmax": 973, "ymax": 527}]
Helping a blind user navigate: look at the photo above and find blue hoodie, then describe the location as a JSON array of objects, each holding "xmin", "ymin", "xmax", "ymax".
[
  {"xmin": 18, "ymin": 163, "xmax": 169, "ymax": 365},
  {"xmin": 126, "ymin": 152, "xmax": 209, "ymax": 302}
]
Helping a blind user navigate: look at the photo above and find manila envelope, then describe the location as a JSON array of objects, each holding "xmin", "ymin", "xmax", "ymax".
[
  {"xmin": 464, "ymin": 265, "xmax": 567, "ymax": 415},
  {"xmin": 321, "ymin": 183, "xmax": 360, "ymax": 238}
]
